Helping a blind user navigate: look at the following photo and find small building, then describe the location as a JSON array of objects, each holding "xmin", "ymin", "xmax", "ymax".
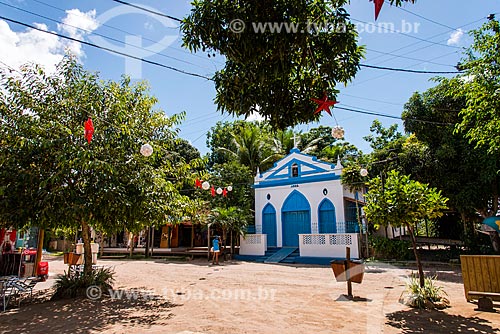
[{"xmin": 240, "ymin": 148, "xmax": 364, "ymax": 260}]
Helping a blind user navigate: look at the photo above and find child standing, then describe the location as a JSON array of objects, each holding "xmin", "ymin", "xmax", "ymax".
[{"xmin": 211, "ymin": 236, "xmax": 220, "ymax": 265}]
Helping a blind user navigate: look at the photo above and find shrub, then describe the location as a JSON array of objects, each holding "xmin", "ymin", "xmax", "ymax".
[
  {"xmin": 369, "ymin": 235, "xmax": 413, "ymax": 261},
  {"xmin": 52, "ymin": 267, "xmax": 115, "ymax": 300},
  {"xmin": 401, "ymin": 273, "xmax": 449, "ymax": 309}
]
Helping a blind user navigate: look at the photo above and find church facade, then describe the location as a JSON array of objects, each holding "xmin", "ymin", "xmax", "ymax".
[{"xmin": 240, "ymin": 148, "xmax": 363, "ymax": 259}]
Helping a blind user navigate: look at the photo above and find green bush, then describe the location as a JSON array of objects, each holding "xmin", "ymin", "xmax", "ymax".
[
  {"xmin": 403, "ymin": 273, "xmax": 449, "ymax": 309},
  {"xmin": 52, "ymin": 267, "xmax": 115, "ymax": 300},
  {"xmin": 369, "ymin": 235, "xmax": 413, "ymax": 261}
]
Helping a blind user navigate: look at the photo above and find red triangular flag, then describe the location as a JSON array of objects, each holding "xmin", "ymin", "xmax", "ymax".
[
  {"xmin": 374, "ymin": 0, "xmax": 384, "ymax": 20},
  {"xmin": 84, "ymin": 118, "xmax": 94, "ymax": 144},
  {"xmin": 195, "ymin": 178, "xmax": 202, "ymax": 188},
  {"xmin": 223, "ymin": 188, "xmax": 227, "ymax": 197},
  {"xmin": 211, "ymin": 186, "xmax": 215, "ymax": 197}
]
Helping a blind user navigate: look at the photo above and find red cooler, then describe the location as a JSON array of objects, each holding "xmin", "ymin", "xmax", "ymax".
[{"xmin": 37, "ymin": 261, "xmax": 49, "ymax": 277}]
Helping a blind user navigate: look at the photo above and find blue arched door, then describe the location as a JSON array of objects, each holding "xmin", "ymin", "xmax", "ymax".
[
  {"xmin": 262, "ymin": 204, "xmax": 277, "ymax": 247},
  {"xmin": 281, "ymin": 190, "xmax": 311, "ymax": 247},
  {"xmin": 318, "ymin": 199, "xmax": 336, "ymax": 233}
]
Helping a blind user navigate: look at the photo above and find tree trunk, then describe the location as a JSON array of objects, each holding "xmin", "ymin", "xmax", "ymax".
[
  {"xmin": 129, "ymin": 233, "xmax": 134, "ymax": 257},
  {"xmin": 34, "ymin": 228, "xmax": 44, "ymax": 276},
  {"xmin": 81, "ymin": 220, "xmax": 93, "ymax": 276},
  {"xmin": 144, "ymin": 227, "xmax": 150, "ymax": 258},
  {"xmin": 407, "ymin": 223, "xmax": 425, "ymax": 288},
  {"xmin": 354, "ymin": 192, "xmax": 365, "ymax": 258}
]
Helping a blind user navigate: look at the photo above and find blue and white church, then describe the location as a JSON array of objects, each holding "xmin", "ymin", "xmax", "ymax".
[{"xmin": 240, "ymin": 148, "xmax": 363, "ymax": 260}]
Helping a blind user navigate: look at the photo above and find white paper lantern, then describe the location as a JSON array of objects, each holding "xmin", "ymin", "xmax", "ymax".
[
  {"xmin": 331, "ymin": 126, "xmax": 345, "ymax": 139},
  {"xmin": 227, "ymin": 185, "xmax": 233, "ymax": 192},
  {"xmin": 140, "ymin": 143, "xmax": 153, "ymax": 157},
  {"xmin": 202, "ymin": 181, "xmax": 210, "ymax": 190},
  {"xmin": 360, "ymin": 168, "xmax": 368, "ymax": 177},
  {"xmin": 216, "ymin": 187, "xmax": 223, "ymax": 195}
]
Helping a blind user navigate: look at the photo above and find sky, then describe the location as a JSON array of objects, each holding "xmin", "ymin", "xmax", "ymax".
[{"xmin": 0, "ymin": 0, "xmax": 499, "ymax": 155}]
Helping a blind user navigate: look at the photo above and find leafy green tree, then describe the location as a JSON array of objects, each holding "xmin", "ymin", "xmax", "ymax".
[
  {"xmin": 181, "ymin": 0, "xmax": 364, "ymax": 128},
  {"xmin": 364, "ymin": 170, "xmax": 448, "ymax": 287},
  {"xmin": 0, "ymin": 56, "xmax": 201, "ymax": 275},
  {"xmin": 455, "ymin": 18, "xmax": 500, "ymax": 152},
  {"xmin": 403, "ymin": 78, "xmax": 500, "ymax": 241}
]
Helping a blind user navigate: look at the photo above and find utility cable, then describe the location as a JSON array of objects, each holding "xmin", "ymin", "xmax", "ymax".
[
  {"xmin": 0, "ymin": 1, "xmax": 212, "ymax": 72},
  {"xmin": 0, "ymin": 15, "xmax": 213, "ymax": 81},
  {"xmin": 109, "ymin": 0, "xmax": 181, "ymax": 22}
]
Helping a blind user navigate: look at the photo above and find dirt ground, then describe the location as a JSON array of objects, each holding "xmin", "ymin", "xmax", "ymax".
[{"xmin": 0, "ymin": 255, "xmax": 498, "ymax": 334}]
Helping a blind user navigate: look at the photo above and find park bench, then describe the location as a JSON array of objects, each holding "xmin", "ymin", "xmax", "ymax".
[{"xmin": 460, "ymin": 255, "xmax": 500, "ymax": 311}]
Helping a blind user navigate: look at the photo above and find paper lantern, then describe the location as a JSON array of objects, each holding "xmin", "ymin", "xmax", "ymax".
[
  {"xmin": 331, "ymin": 126, "xmax": 345, "ymax": 139},
  {"xmin": 216, "ymin": 187, "xmax": 223, "ymax": 195},
  {"xmin": 140, "ymin": 143, "xmax": 153, "ymax": 157},
  {"xmin": 202, "ymin": 181, "xmax": 210, "ymax": 190},
  {"xmin": 360, "ymin": 168, "xmax": 368, "ymax": 177},
  {"xmin": 227, "ymin": 185, "xmax": 233, "ymax": 192}
]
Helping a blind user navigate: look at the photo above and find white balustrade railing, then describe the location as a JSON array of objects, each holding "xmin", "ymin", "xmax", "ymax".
[
  {"xmin": 299, "ymin": 233, "xmax": 359, "ymax": 258},
  {"xmin": 239, "ymin": 234, "xmax": 267, "ymax": 256}
]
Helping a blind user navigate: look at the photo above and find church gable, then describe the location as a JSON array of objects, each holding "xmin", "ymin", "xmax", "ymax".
[{"xmin": 255, "ymin": 148, "xmax": 341, "ymax": 187}]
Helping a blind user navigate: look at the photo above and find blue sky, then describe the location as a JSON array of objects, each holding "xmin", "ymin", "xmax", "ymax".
[{"xmin": 0, "ymin": 0, "xmax": 498, "ymax": 155}]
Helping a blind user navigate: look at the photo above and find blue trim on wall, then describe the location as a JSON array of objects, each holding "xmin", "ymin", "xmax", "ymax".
[
  {"xmin": 254, "ymin": 173, "xmax": 341, "ymax": 188},
  {"xmin": 258, "ymin": 150, "xmax": 337, "ymax": 179}
]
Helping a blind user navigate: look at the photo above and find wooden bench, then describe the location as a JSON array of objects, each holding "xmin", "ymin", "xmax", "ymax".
[{"xmin": 460, "ymin": 255, "xmax": 500, "ymax": 311}]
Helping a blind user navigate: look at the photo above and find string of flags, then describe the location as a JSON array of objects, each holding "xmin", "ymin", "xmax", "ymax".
[{"xmin": 195, "ymin": 179, "xmax": 233, "ymax": 197}]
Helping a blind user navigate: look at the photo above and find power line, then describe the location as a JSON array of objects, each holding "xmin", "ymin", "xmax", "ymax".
[
  {"xmin": 365, "ymin": 47, "xmax": 454, "ymax": 68},
  {"xmin": 395, "ymin": 6, "xmax": 457, "ymax": 31},
  {"xmin": 0, "ymin": 15, "xmax": 213, "ymax": 81},
  {"xmin": 28, "ymin": 0, "xmax": 224, "ymax": 67},
  {"xmin": 0, "ymin": 1, "xmax": 214, "ymax": 73},
  {"xmin": 350, "ymin": 17, "xmax": 461, "ymax": 50},
  {"xmin": 335, "ymin": 104, "xmax": 454, "ymax": 126},
  {"xmin": 359, "ymin": 63, "xmax": 459, "ymax": 74},
  {"xmin": 109, "ymin": 0, "xmax": 181, "ymax": 22},
  {"xmin": 367, "ymin": 16, "xmax": 486, "ymax": 65}
]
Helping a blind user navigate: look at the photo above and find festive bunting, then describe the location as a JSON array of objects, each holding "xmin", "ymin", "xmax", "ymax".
[
  {"xmin": 374, "ymin": 0, "xmax": 384, "ymax": 20},
  {"xmin": 195, "ymin": 178, "xmax": 202, "ymax": 188},
  {"xmin": 223, "ymin": 188, "xmax": 228, "ymax": 197},
  {"xmin": 211, "ymin": 186, "xmax": 216, "ymax": 197},
  {"xmin": 311, "ymin": 93, "xmax": 338, "ymax": 116},
  {"xmin": 84, "ymin": 118, "xmax": 94, "ymax": 144}
]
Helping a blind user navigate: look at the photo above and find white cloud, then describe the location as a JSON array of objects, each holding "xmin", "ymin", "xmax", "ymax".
[
  {"xmin": 0, "ymin": 9, "xmax": 99, "ymax": 73},
  {"xmin": 447, "ymin": 28, "xmax": 464, "ymax": 46},
  {"xmin": 57, "ymin": 9, "xmax": 99, "ymax": 58}
]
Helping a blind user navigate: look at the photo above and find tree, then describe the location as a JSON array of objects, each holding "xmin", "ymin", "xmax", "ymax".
[
  {"xmin": 0, "ymin": 56, "xmax": 200, "ymax": 275},
  {"xmin": 181, "ymin": 0, "xmax": 364, "ymax": 129},
  {"xmin": 341, "ymin": 162, "xmax": 369, "ymax": 257},
  {"xmin": 216, "ymin": 122, "xmax": 278, "ymax": 173},
  {"xmin": 403, "ymin": 78, "xmax": 500, "ymax": 251},
  {"xmin": 455, "ymin": 18, "xmax": 500, "ymax": 152},
  {"xmin": 364, "ymin": 170, "xmax": 448, "ymax": 287}
]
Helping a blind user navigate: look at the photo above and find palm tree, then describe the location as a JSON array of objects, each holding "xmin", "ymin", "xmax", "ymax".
[{"xmin": 217, "ymin": 124, "xmax": 279, "ymax": 173}]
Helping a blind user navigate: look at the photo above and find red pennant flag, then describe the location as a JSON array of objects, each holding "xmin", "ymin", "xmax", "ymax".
[
  {"xmin": 84, "ymin": 118, "xmax": 94, "ymax": 144},
  {"xmin": 195, "ymin": 178, "xmax": 202, "ymax": 188},
  {"xmin": 223, "ymin": 188, "xmax": 227, "ymax": 197},
  {"xmin": 211, "ymin": 186, "xmax": 216, "ymax": 197},
  {"xmin": 374, "ymin": 0, "xmax": 384, "ymax": 20}
]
